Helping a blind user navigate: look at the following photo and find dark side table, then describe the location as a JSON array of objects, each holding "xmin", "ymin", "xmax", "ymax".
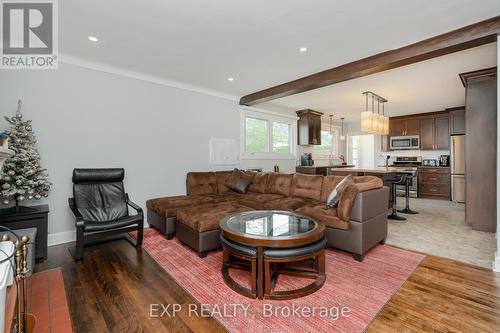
[{"xmin": 0, "ymin": 204, "xmax": 49, "ymax": 260}]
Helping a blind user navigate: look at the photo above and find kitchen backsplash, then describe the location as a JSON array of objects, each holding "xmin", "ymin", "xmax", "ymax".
[{"xmin": 378, "ymin": 150, "xmax": 450, "ymax": 166}]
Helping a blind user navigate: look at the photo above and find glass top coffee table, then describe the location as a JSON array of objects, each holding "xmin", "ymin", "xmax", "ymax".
[{"xmin": 219, "ymin": 210, "xmax": 326, "ymax": 300}]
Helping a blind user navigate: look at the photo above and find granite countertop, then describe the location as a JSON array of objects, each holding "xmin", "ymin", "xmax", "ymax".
[
  {"xmin": 417, "ymin": 165, "xmax": 450, "ymax": 168},
  {"xmin": 296, "ymin": 165, "xmax": 355, "ymax": 168},
  {"xmin": 332, "ymin": 167, "xmax": 399, "ymax": 174}
]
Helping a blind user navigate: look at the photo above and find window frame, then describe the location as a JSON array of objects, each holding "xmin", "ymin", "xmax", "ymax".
[
  {"xmin": 240, "ymin": 107, "xmax": 297, "ymax": 160},
  {"xmin": 312, "ymin": 123, "xmax": 340, "ymax": 160}
]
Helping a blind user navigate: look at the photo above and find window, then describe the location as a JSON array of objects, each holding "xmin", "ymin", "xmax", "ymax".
[
  {"xmin": 241, "ymin": 108, "xmax": 296, "ymax": 159},
  {"xmin": 272, "ymin": 122, "xmax": 291, "ymax": 153},
  {"xmin": 313, "ymin": 126, "xmax": 338, "ymax": 158},
  {"xmin": 245, "ymin": 117, "xmax": 268, "ymax": 153},
  {"xmin": 351, "ymin": 136, "xmax": 360, "ymax": 166}
]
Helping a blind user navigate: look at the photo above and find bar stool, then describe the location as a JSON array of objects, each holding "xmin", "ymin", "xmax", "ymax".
[
  {"xmin": 398, "ymin": 169, "xmax": 418, "ymax": 215},
  {"xmin": 388, "ymin": 174, "xmax": 407, "ymax": 221}
]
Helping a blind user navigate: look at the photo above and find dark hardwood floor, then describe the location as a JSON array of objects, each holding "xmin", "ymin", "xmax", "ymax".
[{"xmin": 35, "ymin": 239, "xmax": 500, "ymax": 333}]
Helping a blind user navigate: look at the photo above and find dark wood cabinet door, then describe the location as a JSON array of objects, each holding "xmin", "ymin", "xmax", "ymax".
[
  {"xmin": 405, "ymin": 118, "xmax": 420, "ymax": 135},
  {"xmin": 296, "ymin": 110, "xmax": 323, "ymax": 145},
  {"xmin": 420, "ymin": 117, "xmax": 435, "ymax": 150},
  {"xmin": 450, "ymin": 111, "xmax": 465, "ymax": 135},
  {"xmin": 435, "ymin": 115, "xmax": 450, "ymax": 150},
  {"xmin": 389, "ymin": 119, "xmax": 405, "ymax": 136},
  {"xmin": 309, "ymin": 115, "xmax": 321, "ymax": 145}
]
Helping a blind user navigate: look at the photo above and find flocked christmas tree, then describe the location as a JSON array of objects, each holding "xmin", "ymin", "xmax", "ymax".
[{"xmin": 1, "ymin": 100, "xmax": 51, "ymax": 211}]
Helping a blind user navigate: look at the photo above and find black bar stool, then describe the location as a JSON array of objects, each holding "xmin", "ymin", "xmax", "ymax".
[
  {"xmin": 398, "ymin": 170, "xmax": 418, "ymax": 215},
  {"xmin": 388, "ymin": 174, "xmax": 407, "ymax": 221}
]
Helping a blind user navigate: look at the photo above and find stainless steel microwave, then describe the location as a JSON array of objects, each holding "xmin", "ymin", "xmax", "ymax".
[{"xmin": 390, "ymin": 136, "xmax": 420, "ymax": 150}]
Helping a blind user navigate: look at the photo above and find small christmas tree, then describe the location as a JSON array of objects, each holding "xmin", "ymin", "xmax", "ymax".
[{"xmin": 1, "ymin": 100, "xmax": 51, "ymax": 210}]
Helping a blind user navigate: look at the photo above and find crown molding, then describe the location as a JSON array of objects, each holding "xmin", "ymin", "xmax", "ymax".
[{"xmin": 59, "ymin": 53, "xmax": 239, "ymax": 102}]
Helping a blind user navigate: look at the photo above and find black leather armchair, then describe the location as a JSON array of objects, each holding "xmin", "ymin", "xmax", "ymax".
[{"xmin": 68, "ymin": 168, "xmax": 143, "ymax": 260}]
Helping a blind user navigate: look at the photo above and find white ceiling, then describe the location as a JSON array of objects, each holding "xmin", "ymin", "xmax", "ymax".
[
  {"xmin": 269, "ymin": 43, "xmax": 497, "ymax": 121},
  {"xmin": 60, "ymin": 0, "xmax": 500, "ymax": 98}
]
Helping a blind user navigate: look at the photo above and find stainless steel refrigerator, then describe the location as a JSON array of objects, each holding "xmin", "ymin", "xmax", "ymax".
[{"xmin": 451, "ymin": 135, "xmax": 465, "ymax": 203}]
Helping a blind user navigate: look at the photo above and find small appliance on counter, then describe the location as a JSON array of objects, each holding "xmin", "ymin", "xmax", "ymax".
[
  {"xmin": 439, "ymin": 155, "xmax": 450, "ymax": 167},
  {"xmin": 422, "ymin": 159, "xmax": 438, "ymax": 167},
  {"xmin": 300, "ymin": 153, "xmax": 314, "ymax": 166}
]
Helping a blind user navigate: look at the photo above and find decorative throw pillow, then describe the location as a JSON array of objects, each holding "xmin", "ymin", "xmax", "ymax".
[
  {"xmin": 225, "ymin": 168, "xmax": 250, "ymax": 193},
  {"xmin": 327, "ymin": 174, "xmax": 353, "ymax": 208}
]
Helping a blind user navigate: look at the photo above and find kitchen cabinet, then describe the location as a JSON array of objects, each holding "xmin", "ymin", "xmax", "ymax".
[
  {"xmin": 389, "ymin": 117, "xmax": 419, "ymax": 136},
  {"xmin": 419, "ymin": 117, "xmax": 435, "ymax": 150},
  {"xmin": 435, "ymin": 115, "xmax": 450, "ymax": 149},
  {"xmin": 449, "ymin": 107, "xmax": 466, "ymax": 135},
  {"xmin": 419, "ymin": 113, "xmax": 450, "ymax": 150},
  {"xmin": 405, "ymin": 118, "xmax": 420, "ymax": 135},
  {"xmin": 460, "ymin": 68, "xmax": 496, "ymax": 232},
  {"xmin": 418, "ymin": 167, "xmax": 450, "ymax": 200},
  {"xmin": 296, "ymin": 109, "xmax": 323, "ymax": 145},
  {"xmin": 389, "ymin": 119, "xmax": 406, "ymax": 136}
]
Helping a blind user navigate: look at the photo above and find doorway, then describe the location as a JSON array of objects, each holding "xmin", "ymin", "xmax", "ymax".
[{"xmin": 348, "ymin": 134, "xmax": 375, "ymax": 167}]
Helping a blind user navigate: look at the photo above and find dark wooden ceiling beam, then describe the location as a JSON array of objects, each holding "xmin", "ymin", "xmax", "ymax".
[{"xmin": 239, "ymin": 15, "xmax": 500, "ymax": 106}]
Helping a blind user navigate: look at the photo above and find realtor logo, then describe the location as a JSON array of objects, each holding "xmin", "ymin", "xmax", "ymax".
[{"xmin": 1, "ymin": 0, "xmax": 58, "ymax": 69}]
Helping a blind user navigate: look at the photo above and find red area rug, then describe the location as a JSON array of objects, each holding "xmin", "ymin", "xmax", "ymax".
[
  {"xmin": 28, "ymin": 268, "xmax": 73, "ymax": 333},
  {"xmin": 140, "ymin": 228, "xmax": 424, "ymax": 333}
]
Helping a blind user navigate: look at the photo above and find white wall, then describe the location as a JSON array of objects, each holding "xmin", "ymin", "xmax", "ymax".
[{"xmin": 0, "ymin": 63, "xmax": 296, "ymax": 240}]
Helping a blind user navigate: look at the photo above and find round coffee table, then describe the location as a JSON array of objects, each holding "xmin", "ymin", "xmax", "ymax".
[{"xmin": 219, "ymin": 210, "xmax": 326, "ymax": 299}]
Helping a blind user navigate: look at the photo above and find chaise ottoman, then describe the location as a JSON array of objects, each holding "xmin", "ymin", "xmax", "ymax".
[{"xmin": 175, "ymin": 202, "xmax": 253, "ymax": 258}]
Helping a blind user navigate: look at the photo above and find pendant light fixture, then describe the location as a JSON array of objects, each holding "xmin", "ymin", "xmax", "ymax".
[
  {"xmin": 361, "ymin": 93, "xmax": 372, "ymax": 132},
  {"xmin": 382, "ymin": 102, "xmax": 389, "ymax": 135},
  {"xmin": 361, "ymin": 91, "xmax": 389, "ymax": 135},
  {"xmin": 329, "ymin": 114, "xmax": 333, "ymax": 137},
  {"xmin": 372, "ymin": 96, "xmax": 380, "ymax": 133},
  {"xmin": 340, "ymin": 117, "xmax": 345, "ymax": 140}
]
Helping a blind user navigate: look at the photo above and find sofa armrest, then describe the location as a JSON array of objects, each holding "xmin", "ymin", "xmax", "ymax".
[{"xmin": 350, "ymin": 186, "xmax": 390, "ymax": 222}]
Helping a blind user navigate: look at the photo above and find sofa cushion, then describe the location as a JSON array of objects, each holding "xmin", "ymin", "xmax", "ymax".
[
  {"xmin": 320, "ymin": 176, "xmax": 348, "ymax": 202},
  {"xmin": 295, "ymin": 205, "xmax": 348, "ymax": 230},
  {"xmin": 237, "ymin": 193, "xmax": 283, "ymax": 210},
  {"xmin": 265, "ymin": 173, "xmax": 294, "ymax": 196},
  {"xmin": 247, "ymin": 172, "xmax": 269, "ymax": 194},
  {"xmin": 263, "ymin": 197, "xmax": 317, "ymax": 211},
  {"xmin": 327, "ymin": 174, "xmax": 353, "ymax": 208},
  {"xmin": 146, "ymin": 195, "xmax": 219, "ymax": 218},
  {"xmin": 215, "ymin": 171, "xmax": 233, "ymax": 194},
  {"xmin": 186, "ymin": 172, "xmax": 218, "ymax": 196},
  {"xmin": 291, "ymin": 174, "xmax": 323, "ymax": 201},
  {"xmin": 338, "ymin": 176, "xmax": 383, "ymax": 221},
  {"xmin": 176, "ymin": 202, "xmax": 253, "ymax": 233}
]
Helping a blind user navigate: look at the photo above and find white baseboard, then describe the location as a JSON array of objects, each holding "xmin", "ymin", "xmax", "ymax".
[{"xmin": 48, "ymin": 230, "xmax": 75, "ymax": 246}]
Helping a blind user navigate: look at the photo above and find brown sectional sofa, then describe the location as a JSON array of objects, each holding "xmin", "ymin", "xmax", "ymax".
[{"xmin": 146, "ymin": 171, "xmax": 389, "ymax": 261}]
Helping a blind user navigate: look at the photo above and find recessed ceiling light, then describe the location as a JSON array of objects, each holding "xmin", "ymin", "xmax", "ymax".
[
  {"xmin": 299, "ymin": 47, "xmax": 308, "ymax": 52},
  {"xmin": 88, "ymin": 36, "xmax": 99, "ymax": 42},
  {"xmin": 227, "ymin": 77, "xmax": 234, "ymax": 82}
]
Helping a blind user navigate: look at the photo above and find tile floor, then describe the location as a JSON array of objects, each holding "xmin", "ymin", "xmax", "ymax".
[{"xmin": 386, "ymin": 197, "xmax": 496, "ymax": 268}]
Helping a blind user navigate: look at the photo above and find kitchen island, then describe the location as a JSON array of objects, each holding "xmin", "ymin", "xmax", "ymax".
[
  {"xmin": 330, "ymin": 167, "xmax": 398, "ymax": 176},
  {"xmin": 295, "ymin": 164, "xmax": 354, "ymax": 176},
  {"xmin": 296, "ymin": 165, "xmax": 355, "ymax": 176}
]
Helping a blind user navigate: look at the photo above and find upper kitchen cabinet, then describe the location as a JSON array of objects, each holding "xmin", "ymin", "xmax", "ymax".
[
  {"xmin": 296, "ymin": 109, "xmax": 324, "ymax": 145},
  {"xmin": 419, "ymin": 112, "xmax": 450, "ymax": 150},
  {"xmin": 389, "ymin": 117, "xmax": 419, "ymax": 136},
  {"xmin": 448, "ymin": 107, "xmax": 466, "ymax": 135}
]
